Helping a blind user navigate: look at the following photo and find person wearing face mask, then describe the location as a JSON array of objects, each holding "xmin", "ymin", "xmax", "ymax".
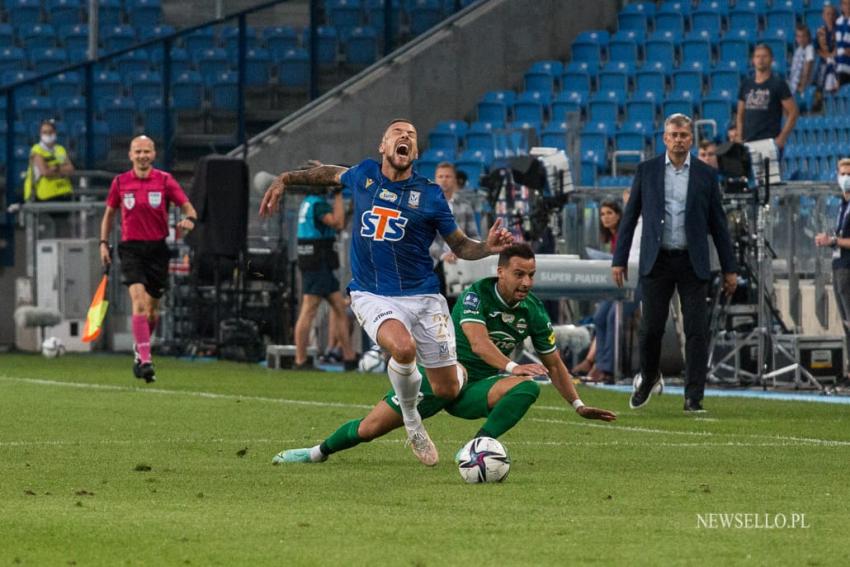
[
  {"xmin": 23, "ymin": 119, "xmax": 76, "ymax": 237},
  {"xmin": 815, "ymin": 158, "xmax": 850, "ymax": 385}
]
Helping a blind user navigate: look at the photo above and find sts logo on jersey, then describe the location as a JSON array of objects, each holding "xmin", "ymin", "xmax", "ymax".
[{"xmin": 361, "ymin": 206, "xmax": 408, "ymax": 241}]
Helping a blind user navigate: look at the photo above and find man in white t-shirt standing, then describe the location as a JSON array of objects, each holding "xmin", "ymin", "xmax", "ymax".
[{"xmin": 789, "ymin": 24, "xmax": 816, "ymax": 96}]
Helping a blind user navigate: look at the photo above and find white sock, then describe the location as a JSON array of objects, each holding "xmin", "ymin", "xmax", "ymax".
[
  {"xmin": 387, "ymin": 358, "xmax": 423, "ymax": 430},
  {"xmin": 309, "ymin": 445, "xmax": 327, "ymax": 463}
]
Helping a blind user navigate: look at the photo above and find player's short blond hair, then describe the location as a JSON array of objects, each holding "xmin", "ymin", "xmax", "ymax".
[{"xmin": 839, "ymin": 158, "xmax": 850, "ymax": 170}]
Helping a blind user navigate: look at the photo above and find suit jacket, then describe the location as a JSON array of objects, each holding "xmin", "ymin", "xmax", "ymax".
[{"xmin": 612, "ymin": 154, "xmax": 738, "ymax": 280}]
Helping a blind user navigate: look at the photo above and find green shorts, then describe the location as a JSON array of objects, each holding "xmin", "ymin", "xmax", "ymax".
[{"xmin": 383, "ymin": 371, "xmax": 502, "ymax": 421}]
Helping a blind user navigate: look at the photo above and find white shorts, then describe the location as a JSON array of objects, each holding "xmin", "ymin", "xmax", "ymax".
[{"xmin": 349, "ymin": 291, "xmax": 457, "ymax": 368}]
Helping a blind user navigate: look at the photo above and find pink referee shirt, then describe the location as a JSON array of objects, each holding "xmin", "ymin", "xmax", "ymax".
[{"xmin": 106, "ymin": 169, "xmax": 188, "ymax": 241}]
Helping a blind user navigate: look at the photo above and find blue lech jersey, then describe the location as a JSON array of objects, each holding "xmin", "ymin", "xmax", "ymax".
[{"xmin": 341, "ymin": 159, "xmax": 458, "ymax": 296}]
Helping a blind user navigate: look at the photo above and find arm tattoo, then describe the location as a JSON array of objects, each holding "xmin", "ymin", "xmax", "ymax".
[
  {"xmin": 284, "ymin": 165, "xmax": 347, "ymax": 187},
  {"xmin": 445, "ymin": 230, "xmax": 490, "ymax": 260}
]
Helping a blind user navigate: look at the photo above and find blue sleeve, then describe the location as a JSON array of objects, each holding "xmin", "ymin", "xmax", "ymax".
[
  {"xmin": 433, "ymin": 189, "xmax": 459, "ymax": 237},
  {"xmin": 339, "ymin": 162, "xmax": 362, "ymax": 191}
]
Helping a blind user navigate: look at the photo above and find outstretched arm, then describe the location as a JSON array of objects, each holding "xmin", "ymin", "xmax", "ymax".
[
  {"xmin": 444, "ymin": 217, "xmax": 514, "ymax": 261},
  {"xmin": 462, "ymin": 322, "xmax": 549, "ymax": 376},
  {"xmin": 539, "ymin": 351, "xmax": 617, "ymax": 421},
  {"xmin": 259, "ymin": 165, "xmax": 348, "ymax": 217}
]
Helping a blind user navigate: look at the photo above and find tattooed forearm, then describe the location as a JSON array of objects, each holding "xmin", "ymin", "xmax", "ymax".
[
  {"xmin": 281, "ymin": 165, "xmax": 347, "ymax": 187},
  {"xmin": 446, "ymin": 231, "xmax": 490, "ymax": 260}
]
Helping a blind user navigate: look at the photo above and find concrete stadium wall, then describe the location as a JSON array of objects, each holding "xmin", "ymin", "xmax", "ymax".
[{"xmin": 243, "ymin": 0, "xmax": 619, "ymax": 175}]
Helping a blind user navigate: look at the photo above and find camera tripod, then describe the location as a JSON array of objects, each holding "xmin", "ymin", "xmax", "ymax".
[{"xmin": 707, "ymin": 160, "xmax": 826, "ymax": 392}]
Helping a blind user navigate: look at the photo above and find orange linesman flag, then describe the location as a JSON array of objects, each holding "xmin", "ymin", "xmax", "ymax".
[{"xmin": 82, "ymin": 271, "xmax": 109, "ymax": 342}]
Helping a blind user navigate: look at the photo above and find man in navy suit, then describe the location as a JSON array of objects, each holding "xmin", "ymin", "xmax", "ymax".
[{"xmin": 612, "ymin": 114, "xmax": 739, "ymax": 413}]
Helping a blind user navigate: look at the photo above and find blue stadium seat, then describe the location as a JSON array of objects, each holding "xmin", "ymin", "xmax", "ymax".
[
  {"xmin": 635, "ymin": 68, "xmax": 666, "ymax": 95},
  {"xmin": 672, "ymin": 69, "xmax": 703, "ymax": 95},
  {"xmin": 365, "ymin": 0, "xmax": 402, "ymax": 35},
  {"xmin": 244, "ymin": 48, "xmax": 272, "ymax": 86},
  {"xmin": 455, "ymin": 149, "xmax": 491, "ymax": 186},
  {"xmin": 19, "ymin": 24, "xmax": 57, "ymax": 49},
  {"xmin": 691, "ymin": 10, "xmax": 722, "ymax": 35},
  {"xmin": 571, "ymin": 37, "xmax": 603, "ymax": 66},
  {"xmin": 409, "ymin": 0, "xmax": 443, "ymax": 37},
  {"xmin": 185, "ymin": 27, "xmax": 217, "ymax": 54},
  {"xmin": 2, "ymin": 70, "xmax": 39, "ymax": 102},
  {"xmin": 139, "ymin": 24, "xmax": 175, "ymax": 43},
  {"xmin": 345, "ymin": 26, "xmax": 378, "ymax": 67},
  {"xmin": 481, "ymin": 90, "xmax": 515, "ymax": 106},
  {"xmin": 530, "ymin": 60, "xmax": 564, "ymax": 78},
  {"xmin": 710, "ymin": 68, "xmax": 740, "ymax": 93},
  {"xmin": 137, "ymin": 97, "xmax": 174, "ymax": 139},
  {"xmin": 328, "ymin": 0, "xmax": 363, "ymax": 40},
  {"xmin": 765, "ymin": 9, "xmax": 796, "ymax": 36},
  {"xmin": 625, "ymin": 98, "xmax": 656, "ymax": 125},
  {"xmin": 418, "ymin": 147, "xmax": 455, "ymax": 163},
  {"xmin": 773, "ymin": 0, "xmax": 803, "ymax": 13},
  {"xmin": 171, "ymin": 70, "xmax": 204, "ymax": 110},
  {"xmin": 29, "ymin": 47, "xmax": 69, "ymax": 72},
  {"xmin": 194, "ymin": 47, "xmax": 230, "ymax": 84},
  {"xmin": 277, "ymin": 48, "xmax": 309, "ymax": 88},
  {"xmin": 221, "ymin": 26, "xmax": 261, "ymax": 57},
  {"xmin": 645, "ymin": 38, "xmax": 675, "ymax": 64},
  {"xmin": 19, "ymin": 96, "xmax": 56, "ymax": 127},
  {"xmin": 0, "ymin": 24, "xmax": 14, "ymax": 49},
  {"xmin": 465, "ymin": 122, "xmax": 495, "ymax": 153},
  {"xmin": 618, "ymin": 10, "xmax": 648, "ymax": 34},
  {"xmin": 513, "ymin": 90, "xmax": 550, "ymax": 122},
  {"xmin": 682, "ymin": 38, "xmax": 712, "ymax": 65},
  {"xmin": 588, "ymin": 97, "xmax": 619, "ymax": 124},
  {"xmin": 561, "ymin": 64, "xmax": 593, "ymax": 95},
  {"xmin": 476, "ymin": 99, "xmax": 508, "ymax": 127},
  {"xmin": 540, "ymin": 121, "xmax": 567, "ymax": 150},
  {"xmin": 697, "ymin": 0, "xmax": 729, "ymax": 14},
  {"xmin": 46, "ymin": 71, "xmax": 81, "ymax": 99},
  {"xmin": 47, "ymin": 0, "xmax": 81, "ymax": 24},
  {"xmin": 433, "ymin": 119, "xmax": 468, "ymax": 138},
  {"xmin": 428, "ymin": 128, "xmax": 460, "ymax": 152},
  {"xmin": 659, "ymin": 0, "xmax": 692, "ymax": 17},
  {"xmin": 126, "ymin": 70, "xmax": 162, "ymax": 106},
  {"xmin": 655, "ymin": 12, "xmax": 685, "ymax": 34},
  {"xmin": 94, "ymin": 70, "xmax": 123, "ymax": 99},
  {"xmin": 508, "ymin": 120, "xmax": 541, "ymax": 142},
  {"xmin": 598, "ymin": 66, "xmax": 630, "ymax": 94},
  {"xmin": 303, "ymin": 26, "xmax": 339, "ymax": 67},
  {"xmin": 663, "ymin": 96, "xmax": 696, "ymax": 118},
  {"xmin": 718, "ymin": 37, "xmax": 750, "ymax": 69},
  {"xmin": 115, "ymin": 49, "xmax": 150, "ymax": 76},
  {"xmin": 0, "ymin": 47, "xmax": 26, "ymax": 74},
  {"xmin": 207, "ymin": 71, "xmax": 238, "ymax": 112},
  {"xmin": 701, "ymin": 97, "xmax": 733, "ymax": 132},
  {"xmin": 734, "ymin": 0, "xmax": 768, "ymax": 12},
  {"xmin": 804, "ymin": 10, "xmax": 823, "ymax": 36},
  {"xmin": 126, "ymin": 0, "xmax": 161, "ymax": 28},
  {"xmin": 7, "ymin": 0, "xmax": 42, "ymax": 27},
  {"xmin": 153, "ymin": 47, "xmax": 192, "ymax": 78},
  {"xmin": 614, "ymin": 126, "xmax": 648, "ymax": 165},
  {"xmin": 102, "ymin": 25, "xmax": 138, "ymax": 54},
  {"xmin": 608, "ymin": 37, "xmax": 638, "ymax": 65},
  {"xmin": 96, "ymin": 0, "xmax": 123, "ymax": 29},
  {"xmin": 728, "ymin": 9, "xmax": 758, "ymax": 36},
  {"xmin": 73, "ymin": 119, "xmax": 110, "ymax": 163},
  {"xmin": 264, "ymin": 26, "xmax": 299, "ymax": 59},
  {"xmin": 551, "ymin": 90, "xmax": 584, "ymax": 122},
  {"xmin": 524, "ymin": 70, "xmax": 555, "ymax": 93},
  {"xmin": 60, "ymin": 24, "xmax": 89, "ymax": 52},
  {"xmin": 57, "ymin": 96, "xmax": 87, "ymax": 126}
]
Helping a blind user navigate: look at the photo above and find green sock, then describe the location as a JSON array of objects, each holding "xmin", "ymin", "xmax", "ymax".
[
  {"xmin": 477, "ymin": 380, "xmax": 540, "ymax": 438},
  {"xmin": 319, "ymin": 419, "xmax": 364, "ymax": 456}
]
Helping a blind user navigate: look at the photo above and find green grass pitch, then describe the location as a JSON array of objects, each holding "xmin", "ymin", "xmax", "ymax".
[{"xmin": 1, "ymin": 353, "xmax": 848, "ymax": 566}]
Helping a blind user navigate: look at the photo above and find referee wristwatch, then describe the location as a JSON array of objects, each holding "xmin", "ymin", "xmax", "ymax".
[{"xmin": 831, "ymin": 236, "xmax": 839, "ymax": 248}]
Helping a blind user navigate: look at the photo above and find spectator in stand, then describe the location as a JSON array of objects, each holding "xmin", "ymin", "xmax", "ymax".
[
  {"xmin": 698, "ymin": 139, "xmax": 719, "ymax": 169},
  {"xmin": 23, "ymin": 119, "xmax": 76, "ymax": 237},
  {"xmin": 837, "ymin": 0, "xmax": 850, "ymax": 86},
  {"xmin": 789, "ymin": 24, "xmax": 815, "ymax": 98},
  {"xmin": 817, "ymin": 5, "xmax": 840, "ymax": 98},
  {"xmin": 736, "ymin": 44, "xmax": 799, "ymax": 155},
  {"xmin": 726, "ymin": 123, "xmax": 740, "ymax": 143}
]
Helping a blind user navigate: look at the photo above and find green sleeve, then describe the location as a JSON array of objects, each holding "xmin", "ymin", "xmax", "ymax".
[
  {"xmin": 529, "ymin": 303, "xmax": 558, "ymax": 355},
  {"xmin": 457, "ymin": 287, "xmax": 487, "ymax": 327}
]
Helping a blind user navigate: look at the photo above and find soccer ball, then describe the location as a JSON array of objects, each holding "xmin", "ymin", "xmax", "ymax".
[
  {"xmin": 633, "ymin": 373, "xmax": 664, "ymax": 395},
  {"xmin": 358, "ymin": 346, "xmax": 387, "ymax": 373},
  {"xmin": 41, "ymin": 336, "xmax": 65, "ymax": 358},
  {"xmin": 457, "ymin": 437, "xmax": 511, "ymax": 483}
]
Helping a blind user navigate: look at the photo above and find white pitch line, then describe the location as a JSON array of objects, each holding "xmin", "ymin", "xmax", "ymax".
[{"xmin": 2, "ymin": 375, "xmax": 849, "ymax": 448}]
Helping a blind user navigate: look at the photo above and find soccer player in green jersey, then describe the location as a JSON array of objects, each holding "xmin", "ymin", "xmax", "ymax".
[{"xmin": 273, "ymin": 243, "xmax": 617, "ymax": 464}]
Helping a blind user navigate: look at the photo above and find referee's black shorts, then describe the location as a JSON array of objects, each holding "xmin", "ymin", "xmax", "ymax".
[{"xmin": 118, "ymin": 240, "xmax": 170, "ymax": 299}]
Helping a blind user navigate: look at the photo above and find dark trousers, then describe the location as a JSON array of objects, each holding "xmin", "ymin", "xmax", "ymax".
[
  {"xmin": 833, "ymin": 268, "xmax": 850, "ymax": 375},
  {"xmin": 639, "ymin": 249, "xmax": 709, "ymax": 402}
]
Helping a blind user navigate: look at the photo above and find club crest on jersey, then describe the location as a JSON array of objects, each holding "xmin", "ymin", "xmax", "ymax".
[
  {"xmin": 365, "ymin": 178, "xmax": 374, "ymax": 189},
  {"xmin": 463, "ymin": 292, "xmax": 480, "ymax": 310},
  {"xmin": 123, "ymin": 193, "xmax": 135, "ymax": 210},
  {"xmin": 408, "ymin": 191, "xmax": 420, "ymax": 208},
  {"xmin": 502, "ymin": 313, "xmax": 515, "ymax": 324},
  {"xmin": 378, "ymin": 188, "xmax": 398, "ymax": 203},
  {"xmin": 361, "ymin": 206, "xmax": 408, "ymax": 241},
  {"xmin": 148, "ymin": 191, "xmax": 162, "ymax": 208}
]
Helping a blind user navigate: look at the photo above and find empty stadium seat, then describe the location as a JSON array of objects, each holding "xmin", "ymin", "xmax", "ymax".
[
  {"xmin": 654, "ymin": 11, "xmax": 685, "ymax": 35},
  {"xmin": 244, "ymin": 48, "xmax": 272, "ymax": 86},
  {"xmin": 476, "ymin": 98, "xmax": 508, "ymax": 127},
  {"xmin": 0, "ymin": 47, "xmax": 26, "ymax": 74},
  {"xmin": 194, "ymin": 47, "xmax": 230, "ymax": 83},
  {"xmin": 139, "ymin": 24, "xmax": 175, "ymax": 42},
  {"xmin": 73, "ymin": 119, "xmax": 110, "ymax": 162},
  {"xmin": 171, "ymin": 70, "xmax": 204, "ymax": 110},
  {"xmin": 645, "ymin": 37, "xmax": 675, "ymax": 65},
  {"xmin": 672, "ymin": 68, "xmax": 703, "ymax": 95},
  {"xmin": 126, "ymin": 0, "xmax": 161, "ymax": 28},
  {"xmin": 20, "ymin": 24, "xmax": 58, "ymax": 49},
  {"xmin": 98, "ymin": 96, "xmax": 137, "ymax": 135},
  {"xmin": 428, "ymin": 128, "xmax": 460, "ymax": 152},
  {"xmin": 551, "ymin": 90, "xmax": 584, "ymax": 122},
  {"xmin": 208, "ymin": 70, "xmax": 238, "ymax": 112},
  {"xmin": 8, "ymin": 0, "xmax": 42, "ymax": 27},
  {"xmin": 47, "ymin": 0, "xmax": 82, "ymax": 24},
  {"xmin": 46, "ymin": 71, "xmax": 81, "ymax": 100},
  {"xmin": 61, "ymin": 24, "xmax": 89, "ymax": 52},
  {"xmin": 277, "ymin": 48, "xmax": 309, "ymax": 88},
  {"xmin": 30, "ymin": 47, "xmax": 69, "ymax": 72},
  {"xmin": 540, "ymin": 121, "xmax": 568, "ymax": 150},
  {"xmin": 409, "ymin": 0, "xmax": 443, "ymax": 37},
  {"xmin": 465, "ymin": 122, "xmax": 495, "ymax": 153},
  {"xmin": 625, "ymin": 98, "xmax": 656, "ymax": 125},
  {"xmin": 328, "ymin": 0, "xmax": 363, "ymax": 40},
  {"xmin": 57, "ymin": 96, "xmax": 87, "ymax": 126},
  {"xmin": 19, "ymin": 96, "xmax": 56, "ymax": 128},
  {"xmin": 185, "ymin": 27, "xmax": 217, "ymax": 54},
  {"xmin": 303, "ymin": 26, "xmax": 339, "ymax": 67},
  {"xmin": 513, "ymin": 90, "xmax": 550, "ymax": 123},
  {"xmin": 126, "ymin": 70, "xmax": 162, "ymax": 106},
  {"xmin": 561, "ymin": 62, "xmax": 593, "ymax": 95},
  {"xmin": 102, "ymin": 25, "xmax": 138, "ymax": 54},
  {"xmin": 3, "ymin": 70, "xmax": 39, "ymax": 101},
  {"xmin": 635, "ymin": 67, "xmax": 666, "ymax": 95},
  {"xmin": 115, "ymin": 49, "xmax": 150, "ymax": 76},
  {"xmin": 345, "ymin": 26, "xmax": 378, "ymax": 67},
  {"xmin": 221, "ymin": 25, "xmax": 261, "ymax": 56},
  {"xmin": 264, "ymin": 26, "xmax": 300, "ymax": 59},
  {"xmin": 97, "ymin": 0, "xmax": 123, "ymax": 28}
]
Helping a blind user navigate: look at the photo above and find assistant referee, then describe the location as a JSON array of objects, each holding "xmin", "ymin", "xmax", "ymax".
[{"xmin": 99, "ymin": 136, "xmax": 197, "ymax": 383}]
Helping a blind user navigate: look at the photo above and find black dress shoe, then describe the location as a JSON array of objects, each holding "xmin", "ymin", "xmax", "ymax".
[
  {"xmin": 683, "ymin": 399, "xmax": 706, "ymax": 413},
  {"xmin": 629, "ymin": 373, "xmax": 659, "ymax": 409}
]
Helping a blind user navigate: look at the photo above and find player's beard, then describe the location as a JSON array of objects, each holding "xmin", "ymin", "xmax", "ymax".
[{"xmin": 385, "ymin": 153, "xmax": 413, "ymax": 173}]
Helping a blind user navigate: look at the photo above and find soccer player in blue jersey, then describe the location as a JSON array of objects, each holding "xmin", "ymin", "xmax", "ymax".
[{"xmin": 259, "ymin": 119, "xmax": 514, "ymax": 466}]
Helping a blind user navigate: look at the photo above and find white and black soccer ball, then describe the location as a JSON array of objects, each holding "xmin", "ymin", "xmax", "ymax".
[
  {"xmin": 457, "ymin": 437, "xmax": 511, "ymax": 484},
  {"xmin": 41, "ymin": 336, "xmax": 65, "ymax": 358},
  {"xmin": 633, "ymin": 373, "xmax": 664, "ymax": 395},
  {"xmin": 358, "ymin": 346, "xmax": 387, "ymax": 373}
]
